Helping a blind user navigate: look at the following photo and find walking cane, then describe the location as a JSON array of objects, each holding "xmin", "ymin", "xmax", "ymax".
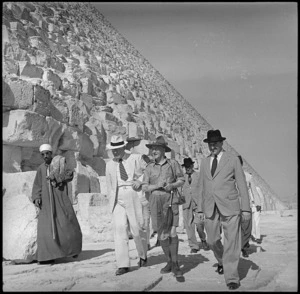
[{"xmin": 47, "ymin": 167, "xmax": 56, "ymax": 240}]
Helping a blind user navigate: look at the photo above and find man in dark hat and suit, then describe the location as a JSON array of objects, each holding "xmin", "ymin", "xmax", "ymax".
[
  {"xmin": 181, "ymin": 157, "xmax": 209, "ymax": 253},
  {"xmin": 142, "ymin": 135, "xmax": 185, "ymax": 278},
  {"xmin": 197, "ymin": 130, "xmax": 251, "ymax": 290}
]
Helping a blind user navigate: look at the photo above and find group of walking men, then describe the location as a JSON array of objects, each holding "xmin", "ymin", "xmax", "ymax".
[
  {"xmin": 31, "ymin": 128, "xmax": 263, "ymax": 290},
  {"xmin": 105, "ymin": 129, "xmax": 264, "ymax": 290}
]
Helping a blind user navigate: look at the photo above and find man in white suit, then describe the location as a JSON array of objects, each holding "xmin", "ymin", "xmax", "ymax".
[
  {"xmin": 125, "ymin": 136, "xmax": 151, "ymax": 251},
  {"xmin": 106, "ymin": 135, "xmax": 147, "ymax": 276},
  {"xmin": 197, "ymin": 130, "xmax": 251, "ymax": 290},
  {"xmin": 252, "ymin": 186, "xmax": 264, "ymax": 243}
]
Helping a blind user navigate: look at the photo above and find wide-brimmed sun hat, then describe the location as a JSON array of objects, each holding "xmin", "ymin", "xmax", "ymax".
[
  {"xmin": 145, "ymin": 135, "xmax": 171, "ymax": 152},
  {"xmin": 203, "ymin": 129, "xmax": 226, "ymax": 143},
  {"xmin": 106, "ymin": 135, "xmax": 126, "ymax": 150},
  {"xmin": 126, "ymin": 137, "xmax": 142, "ymax": 143}
]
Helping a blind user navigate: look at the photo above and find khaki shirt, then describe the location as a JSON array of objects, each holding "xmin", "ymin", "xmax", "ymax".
[{"xmin": 143, "ymin": 157, "xmax": 185, "ymax": 195}]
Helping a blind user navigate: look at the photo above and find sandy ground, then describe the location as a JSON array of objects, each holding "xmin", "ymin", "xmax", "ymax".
[{"xmin": 2, "ymin": 209, "xmax": 297, "ymax": 292}]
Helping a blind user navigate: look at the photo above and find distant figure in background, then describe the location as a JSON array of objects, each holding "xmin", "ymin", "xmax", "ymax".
[
  {"xmin": 181, "ymin": 157, "xmax": 209, "ymax": 253},
  {"xmin": 125, "ymin": 136, "xmax": 151, "ymax": 250},
  {"xmin": 237, "ymin": 155, "xmax": 255, "ymax": 258},
  {"xmin": 238, "ymin": 155, "xmax": 263, "ymax": 246},
  {"xmin": 251, "ymin": 186, "xmax": 264, "ymax": 244},
  {"xmin": 142, "ymin": 136, "xmax": 185, "ymax": 278},
  {"xmin": 106, "ymin": 135, "xmax": 147, "ymax": 276},
  {"xmin": 32, "ymin": 144, "xmax": 82, "ymax": 265},
  {"xmin": 197, "ymin": 130, "xmax": 251, "ymax": 290}
]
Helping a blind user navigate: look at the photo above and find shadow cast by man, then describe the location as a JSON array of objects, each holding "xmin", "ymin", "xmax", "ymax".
[
  {"xmin": 238, "ymin": 258, "xmax": 260, "ymax": 281},
  {"xmin": 248, "ymin": 244, "xmax": 266, "ymax": 256},
  {"xmin": 130, "ymin": 252, "xmax": 209, "ymax": 276}
]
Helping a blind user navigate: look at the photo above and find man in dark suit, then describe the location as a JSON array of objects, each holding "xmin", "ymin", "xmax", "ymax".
[
  {"xmin": 197, "ymin": 130, "xmax": 251, "ymax": 290},
  {"xmin": 181, "ymin": 157, "xmax": 209, "ymax": 253}
]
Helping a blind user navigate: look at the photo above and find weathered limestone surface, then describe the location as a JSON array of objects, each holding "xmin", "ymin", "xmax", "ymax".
[
  {"xmin": 76, "ymin": 193, "xmax": 113, "ymax": 242},
  {"xmin": 2, "ymin": 1, "xmax": 286, "ymax": 260},
  {"xmin": 3, "ymin": 172, "xmax": 38, "ymax": 260}
]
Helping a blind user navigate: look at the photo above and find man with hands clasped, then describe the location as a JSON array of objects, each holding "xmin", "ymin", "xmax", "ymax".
[
  {"xmin": 197, "ymin": 130, "xmax": 251, "ymax": 290},
  {"xmin": 106, "ymin": 135, "xmax": 147, "ymax": 276}
]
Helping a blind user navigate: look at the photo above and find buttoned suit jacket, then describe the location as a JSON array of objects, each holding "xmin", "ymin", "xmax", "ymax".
[
  {"xmin": 181, "ymin": 171, "xmax": 201, "ymax": 210},
  {"xmin": 106, "ymin": 153, "xmax": 144, "ymax": 213},
  {"xmin": 197, "ymin": 151, "xmax": 251, "ymax": 218}
]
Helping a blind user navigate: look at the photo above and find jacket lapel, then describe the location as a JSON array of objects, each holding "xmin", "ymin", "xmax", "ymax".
[{"xmin": 212, "ymin": 151, "xmax": 229, "ymax": 178}]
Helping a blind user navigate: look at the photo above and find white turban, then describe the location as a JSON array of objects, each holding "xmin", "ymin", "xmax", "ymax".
[{"xmin": 39, "ymin": 144, "xmax": 53, "ymax": 153}]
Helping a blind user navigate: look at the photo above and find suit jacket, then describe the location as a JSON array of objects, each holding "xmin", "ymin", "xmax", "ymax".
[
  {"xmin": 197, "ymin": 151, "xmax": 251, "ymax": 218},
  {"xmin": 181, "ymin": 171, "xmax": 201, "ymax": 210},
  {"xmin": 106, "ymin": 153, "xmax": 144, "ymax": 213}
]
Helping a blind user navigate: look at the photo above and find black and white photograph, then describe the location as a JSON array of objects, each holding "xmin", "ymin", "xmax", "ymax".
[{"xmin": 2, "ymin": 2, "xmax": 297, "ymax": 291}]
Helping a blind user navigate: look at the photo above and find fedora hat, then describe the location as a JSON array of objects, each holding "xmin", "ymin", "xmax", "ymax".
[
  {"xmin": 146, "ymin": 136, "xmax": 171, "ymax": 152},
  {"xmin": 106, "ymin": 135, "xmax": 126, "ymax": 150},
  {"xmin": 182, "ymin": 157, "xmax": 195, "ymax": 168},
  {"xmin": 203, "ymin": 129, "xmax": 226, "ymax": 143},
  {"xmin": 126, "ymin": 137, "xmax": 141, "ymax": 143}
]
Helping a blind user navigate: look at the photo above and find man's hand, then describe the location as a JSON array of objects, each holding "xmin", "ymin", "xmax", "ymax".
[
  {"xmin": 164, "ymin": 183, "xmax": 174, "ymax": 192},
  {"xmin": 34, "ymin": 199, "xmax": 41, "ymax": 209},
  {"xmin": 155, "ymin": 181, "xmax": 167, "ymax": 190},
  {"xmin": 132, "ymin": 180, "xmax": 142, "ymax": 191},
  {"xmin": 241, "ymin": 211, "xmax": 251, "ymax": 222}
]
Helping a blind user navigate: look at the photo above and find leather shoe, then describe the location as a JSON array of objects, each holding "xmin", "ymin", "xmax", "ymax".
[
  {"xmin": 216, "ymin": 264, "xmax": 224, "ymax": 275},
  {"xmin": 160, "ymin": 261, "xmax": 172, "ymax": 274},
  {"xmin": 115, "ymin": 267, "xmax": 129, "ymax": 276},
  {"xmin": 244, "ymin": 241, "xmax": 250, "ymax": 248},
  {"xmin": 171, "ymin": 261, "xmax": 183, "ymax": 278},
  {"xmin": 241, "ymin": 249, "xmax": 249, "ymax": 258},
  {"xmin": 139, "ymin": 257, "xmax": 147, "ymax": 267},
  {"xmin": 227, "ymin": 282, "xmax": 240, "ymax": 290},
  {"xmin": 190, "ymin": 248, "xmax": 199, "ymax": 254}
]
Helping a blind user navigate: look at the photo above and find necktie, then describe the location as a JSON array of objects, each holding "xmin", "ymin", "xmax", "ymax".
[
  {"xmin": 188, "ymin": 174, "xmax": 192, "ymax": 184},
  {"xmin": 119, "ymin": 159, "xmax": 128, "ymax": 181},
  {"xmin": 211, "ymin": 155, "xmax": 218, "ymax": 176}
]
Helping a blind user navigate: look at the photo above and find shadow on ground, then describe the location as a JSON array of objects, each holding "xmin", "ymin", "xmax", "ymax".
[
  {"xmin": 129, "ymin": 252, "xmax": 210, "ymax": 277},
  {"xmin": 238, "ymin": 258, "xmax": 260, "ymax": 281},
  {"xmin": 56, "ymin": 248, "xmax": 114, "ymax": 264}
]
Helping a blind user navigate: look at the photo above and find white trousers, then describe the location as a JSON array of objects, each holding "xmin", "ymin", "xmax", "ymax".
[
  {"xmin": 112, "ymin": 187, "xmax": 147, "ymax": 268},
  {"xmin": 251, "ymin": 210, "xmax": 261, "ymax": 239}
]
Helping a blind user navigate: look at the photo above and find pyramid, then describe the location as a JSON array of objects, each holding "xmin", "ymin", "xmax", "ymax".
[{"xmin": 2, "ymin": 2, "xmax": 285, "ymax": 211}]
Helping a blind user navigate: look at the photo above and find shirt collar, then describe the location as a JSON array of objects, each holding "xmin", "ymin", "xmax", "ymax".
[
  {"xmin": 211, "ymin": 150, "xmax": 224, "ymax": 160},
  {"xmin": 113, "ymin": 152, "xmax": 130, "ymax": 162},
  {"xmin": 154, "ymin": 156, "xmax": 168, "ymax": 166}
]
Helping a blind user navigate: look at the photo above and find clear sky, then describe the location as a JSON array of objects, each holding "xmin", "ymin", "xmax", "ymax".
[{"xmin": 94, "ymin": 2, "xmax": 297, "ymax": 202}]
